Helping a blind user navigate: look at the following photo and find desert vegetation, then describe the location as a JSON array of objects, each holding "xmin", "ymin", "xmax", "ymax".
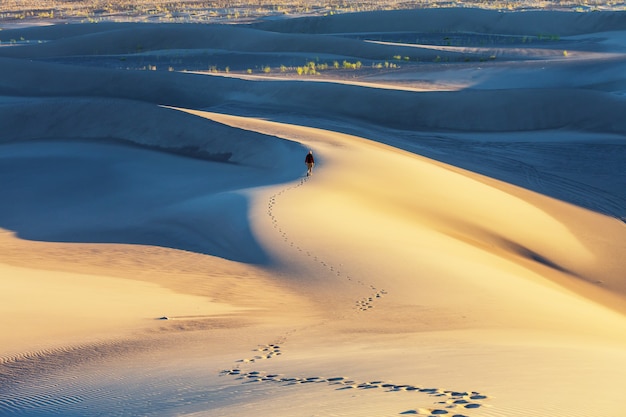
[
  {"xmin": 0, "ymin": 0, "xmax": 624, "ymax": 24},
  {"xmin": 126, "ymin": 54, "xmax": 487, "ymax": 76}
]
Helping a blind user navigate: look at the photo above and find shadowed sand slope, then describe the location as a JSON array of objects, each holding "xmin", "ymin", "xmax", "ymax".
[
  {"xmin": 0, "ymin": 22, "xmax": 455, "ymax": 60},
  {"xmin": 252, "ymin": 7, "xmax": 626, "ymax": 35},
  {"xmin": 0, "ymin": 140, "xmax": 273, "ymax": 262},
  {"xmin": 0, "ymin": 95, "xmax": 302, "ymax": 167},
  {"xmin": 2, "ymin": 57, "xmax": 626, "ymax": 134}
]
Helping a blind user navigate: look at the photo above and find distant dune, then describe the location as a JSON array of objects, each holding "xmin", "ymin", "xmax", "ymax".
[{"xmin": 253, "ymin": 7, "xmax": 626, "ymax": 35}]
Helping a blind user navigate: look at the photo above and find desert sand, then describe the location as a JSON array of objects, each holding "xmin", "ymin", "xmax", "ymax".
[{"xmin": 1, "ymin": 6, "xmax": 625, "ymax": 417}]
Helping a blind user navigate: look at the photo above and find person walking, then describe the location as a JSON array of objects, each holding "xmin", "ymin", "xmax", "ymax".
[{"xmin": 305, "ymin": 150, "xmax": 315, "ymax": 176}]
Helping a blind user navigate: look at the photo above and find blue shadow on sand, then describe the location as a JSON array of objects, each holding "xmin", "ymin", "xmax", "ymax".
[{"xmin": 0, "ymin": 139, "xmax": 302, "ymax": 265}]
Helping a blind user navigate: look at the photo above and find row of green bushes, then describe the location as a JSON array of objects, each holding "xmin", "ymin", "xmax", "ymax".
[{"xmin": 136, "ymin": 55, "xmax": 505, "ymax": 73}]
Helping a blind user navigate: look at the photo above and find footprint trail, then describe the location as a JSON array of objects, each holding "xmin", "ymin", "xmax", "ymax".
[
  {"xmin": 222, "ymin": 174, "xmax": 490, "ymax": 416},
  {"xmin": 220, "ymin": 367, "xmax": 489, "ymax": 416},
  {"xmin": 267, "ymin": 176, "xmax": 388, "ymax": 313}
]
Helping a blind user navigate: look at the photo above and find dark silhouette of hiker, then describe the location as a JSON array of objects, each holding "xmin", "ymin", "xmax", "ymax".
[{"xmin": 305, "ymin": 150, "xmax": 315, "ymax": 176}]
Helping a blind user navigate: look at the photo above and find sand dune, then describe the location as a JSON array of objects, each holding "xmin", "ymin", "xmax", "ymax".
[
  {"xmin": 0, "ymin": 22, "xmax": 459, "ymax": 61},
  {"xmin": 0, "ymin": 95, "xmax": 301, "ymax": 167},
  {"xmin": 1, "ymin": 7, "xmax": 626, "ymax": 417},
  {"xmin": 253, "ymin": 7, "xmax": 626, "ymax": 35}
]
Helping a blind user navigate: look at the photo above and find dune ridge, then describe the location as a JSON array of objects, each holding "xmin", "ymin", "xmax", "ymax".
[
  {"xmin": 253, "ymin": 7, "xmax": 626, "ymax": 35},
  {"xmin": 2, "ymin": 58, "xmax": 626, "ymax": 134},
  {"xmin": 0, "ymin": 95, "xmax": 301, "ymax": 167}
]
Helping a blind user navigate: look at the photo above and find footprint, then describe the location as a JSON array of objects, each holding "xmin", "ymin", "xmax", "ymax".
[{"xmin": 254, "ymin": 177, "xmax": 489, "ymax": 416}]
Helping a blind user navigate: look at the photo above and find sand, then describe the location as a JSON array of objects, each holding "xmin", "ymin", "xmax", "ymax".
[{"xmin": 1, "ymin": 7, "xmax": 625, "ymax": 417}]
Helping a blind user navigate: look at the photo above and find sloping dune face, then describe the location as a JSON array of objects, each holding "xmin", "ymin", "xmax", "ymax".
[{"xmin": 1, "ymin": 7, "xmax": 626, "ymax": 417}]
